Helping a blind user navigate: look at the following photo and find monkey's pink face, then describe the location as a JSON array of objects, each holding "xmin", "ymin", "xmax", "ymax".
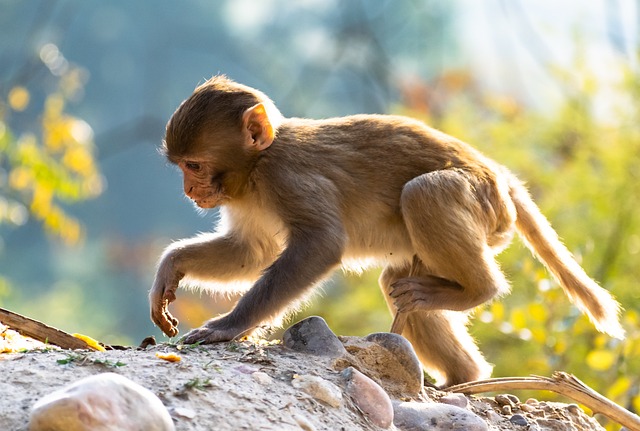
[{"xmin": 179, "ymin": 160, "xmax": 228, "ymax": 209}]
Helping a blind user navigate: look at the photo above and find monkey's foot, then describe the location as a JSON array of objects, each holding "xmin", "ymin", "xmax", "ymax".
[
  {"xmin": 390, "ymin": 275, "xmax": 463, "ymax": 314},
  {"xmin": 181, "ymin": 319, "xmax": 247, "ymax": 345}
]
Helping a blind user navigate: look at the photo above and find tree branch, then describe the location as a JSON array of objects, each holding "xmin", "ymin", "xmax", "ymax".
[
  {"xmin": 0, "ymin": 307, "xmax": 91, "ymax": 350},
  {"xmin": 447, "ymin": 372, "xmax": 640, "ymax": 430}
]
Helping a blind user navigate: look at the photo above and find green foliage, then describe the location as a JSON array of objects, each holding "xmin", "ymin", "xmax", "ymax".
[{"xmin": 0, "ymin": 46, "xmax": 103, "ymax": 246}]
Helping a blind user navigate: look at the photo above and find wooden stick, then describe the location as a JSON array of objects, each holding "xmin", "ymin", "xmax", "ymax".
[
  {"xmin": 447, "ymin": 372, "xmax": 640, "ymax": 431},
  {"xmin": 0, "ymin": 307, "xmax": 91, "ymax": 350}
]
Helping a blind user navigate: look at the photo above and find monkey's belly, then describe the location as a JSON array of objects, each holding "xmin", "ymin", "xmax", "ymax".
[{"xmin": 341, "ymin": 223, "xmax": 414, "ymax": 271}]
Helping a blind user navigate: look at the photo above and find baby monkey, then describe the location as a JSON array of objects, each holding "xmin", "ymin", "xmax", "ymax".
[{"xmin": 150, "ymin": 76, "xmax": 624, "ymax": 386}]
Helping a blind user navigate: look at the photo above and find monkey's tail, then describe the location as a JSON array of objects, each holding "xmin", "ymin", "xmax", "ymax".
[{"xmin": 508, "ymin": 179, "xmax": 625, "ymax": 339}]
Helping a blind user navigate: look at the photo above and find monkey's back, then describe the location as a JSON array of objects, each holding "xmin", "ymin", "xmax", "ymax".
[{"xmin": 251, "ymin": 114, "xmax": 512, "ymax": 266}]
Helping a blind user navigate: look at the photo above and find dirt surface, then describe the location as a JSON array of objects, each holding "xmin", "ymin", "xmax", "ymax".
[{"xmin": 0, "ymin": 335, "xmax": 608, "ymax": 431}]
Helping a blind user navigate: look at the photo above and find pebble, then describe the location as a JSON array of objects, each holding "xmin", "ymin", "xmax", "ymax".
[
  {"xmin": 520, "ymin": 403, "xmax": 536, "ymax": 413},
  {"xmin": 394, "ymin": 401, "xmax": 488, "ymax": 431},
  {"xmin": 293, "ymin": 413, "xmax": 317, "ymax": 431},
  {"xmin": 283, "ymin": 316, "xmax": 347, "ymax": 357},
  {"xmin": 251, "ymin": 371, "xmax": 272, "ymax": 385},
  {"xmin": 291, "ymin": 374, "xmax": 343, "ymax": 408},
  {"xmin": 171, "ymin": 407, "xmax": 196, "ymax": 419},
  {"xmin": 506, "ymin": 394, "xmax": 520, "ymax": 404},
  {"xmin": 484, "ymin": 409, "xmax": 502, "ymax": 423},
  {"xmin": 28, "ymin": 373, "xmax": 175, "ymax": 431},
  {"xmin": 567, "ymin": 403, "xmax": 581, "ymax": 414},
  {"xmin": 365, "ymin": 332, "xmax": 424, "ymax": 394},
  {"xmin": 342, "ymin": 367, "xmax": 393, "ymax": 428},
  {"xmin": 501, "ymin": 405, "xmax": 512, "ymax": 415},
  {"xmin": 509, "ymin": 414, "xmax": 528, "ymax": 426},
  {"xmin": 495, "ymin": 394, "xmax": 515, "ymax": 407},
  {"xmin": 439, "ymin": 393, "xmax": 468, "ymax": 409}
]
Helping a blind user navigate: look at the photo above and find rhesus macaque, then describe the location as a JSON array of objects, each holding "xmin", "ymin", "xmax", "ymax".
[{"xmin": 150, "ymin": 75, "xmax": 624, "ymax": 386}]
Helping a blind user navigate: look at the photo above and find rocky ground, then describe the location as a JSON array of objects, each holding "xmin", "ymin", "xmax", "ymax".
[{"xmin": 0, "ymin": 317, "xmax": 611, "ymax": 431}]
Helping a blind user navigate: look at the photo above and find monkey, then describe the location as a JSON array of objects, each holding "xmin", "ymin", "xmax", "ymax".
[{"xmin": 149, "ymin": 75, "xmax": 624, "ymax": 386}]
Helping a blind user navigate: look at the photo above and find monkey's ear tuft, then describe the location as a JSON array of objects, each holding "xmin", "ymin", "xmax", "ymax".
[{"xmin": 242, "ymin": 103, "xmax": 274, "ymax": 151}]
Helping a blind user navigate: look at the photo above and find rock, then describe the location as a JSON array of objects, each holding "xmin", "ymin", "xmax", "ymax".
[
  {"xmin": 506, "ymin": 394, "xmax": 520, "ymax": 405},
  {"xmin": 567, "ymin": 403, "xmax": 581, "ymax": 414},
  {"xmin": 339, "ymin": 333, "xmax": 423, "ymax": 397},
  {"xmin": 171, "ymin": 407, "xmax": 196, "ymax": 420},
  {"xmin": 293, "ymin": 413, "xmax": 317, "ymax": 431},
  {"xmin": 495, "ymin": 394, "xmax": 515, "ymax": 407},
  {"xmin": 509, "ymin": 414, "xmax": 528, "ymax": 426},
  {"xmin": 251, "ymin": 371, "xmax": 273, "ymax": 385},
  {"xmin": 520, "ymin": 403, "xmax": 536, "ymax": 413},
  {"xmin": 439, "ymin": 393, "xmax": 468, "ymax": 409},
  {"xmin": 291, "ymin": 374, "xmax": 343, "ymax": 408},
  {"xmin": 484, "ymin": 409, "xmax": 502, "ymax": 423},
  {"xmin": 28, "ymin": 372, "xmax": 174, "ymax": 431},
  {"xmin": 393, "ymin": 401, "xmax": 488, "ymax": 431},
  {"xmin": 365, "ymin": 332, "xmax": 424, "ymax": 393},
  {"xmin": 283, "ymin": 316, "xmax": 347, "ymax": 357},
  {"xmin": 342, "ymin": 367, "xmax": 393, "ymax": 428}
]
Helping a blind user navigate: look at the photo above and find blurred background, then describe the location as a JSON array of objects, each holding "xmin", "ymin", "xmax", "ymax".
[{"xmin": 1, "ymin": 0, "xmax": 639, "ymax": 424}]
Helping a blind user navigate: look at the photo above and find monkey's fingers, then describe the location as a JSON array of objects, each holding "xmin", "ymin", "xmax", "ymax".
[{"xmin": 151, "ymin": 300, "xmax": 180, "ymax": 338}]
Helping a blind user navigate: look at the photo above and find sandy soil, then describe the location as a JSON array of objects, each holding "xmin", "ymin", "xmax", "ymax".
[{"xmin": 0, "ymin": 325, "xmax": 606, "ymax": 431}]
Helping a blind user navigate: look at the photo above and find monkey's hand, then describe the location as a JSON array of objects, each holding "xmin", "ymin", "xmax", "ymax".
[
  {"xmin": 181, "ymin": 316, "xmax": 249, "ymax": 345},
  {"xmin": 149, "ymin": 254, "xmax": 184, "ymax": 338}
]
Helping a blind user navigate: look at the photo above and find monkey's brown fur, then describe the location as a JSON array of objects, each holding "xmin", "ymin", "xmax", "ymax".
[{"xmin": 150, "ymin": 76, "xmax": 624, "ymax": 386}]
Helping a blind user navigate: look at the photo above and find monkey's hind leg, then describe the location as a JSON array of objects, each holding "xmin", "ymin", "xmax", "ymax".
[
  {"xmin": 379, "ymin": 264, "xmax": 492, "ymax": 386},
  {"xmin": 393, "ymin": 170, "xmax": 511, "ymax": 315}
]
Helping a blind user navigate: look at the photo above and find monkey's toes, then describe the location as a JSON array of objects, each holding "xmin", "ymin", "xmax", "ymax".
[
  {"xmin": 181, "ymin": 328, "xmax": 209, "ymax": 345},
  {"xmin": 181, "ymin": 323, "xmax": 238, "ymax": 345},
  {"xmin": 392, "ymin": 289, "xmax": 430, "ymax": 314}
]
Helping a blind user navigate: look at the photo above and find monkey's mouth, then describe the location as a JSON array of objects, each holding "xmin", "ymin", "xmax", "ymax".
[{"xmin": 192, "ymin": 194, "xmax": 228, "ymax": 209}]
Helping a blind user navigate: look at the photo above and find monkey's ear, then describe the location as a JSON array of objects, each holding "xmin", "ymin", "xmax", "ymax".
[{"xmin": 242, "ymin": 103, "xmax": 274, "ymax": 151}]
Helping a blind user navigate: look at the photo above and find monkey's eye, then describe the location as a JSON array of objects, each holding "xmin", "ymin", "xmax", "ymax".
[{"xmin": 184, "ymin": 162, "xmax": 201, "ymax": 172}]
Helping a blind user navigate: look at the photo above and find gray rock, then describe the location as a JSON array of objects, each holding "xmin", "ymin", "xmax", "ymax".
[
  {"xmin": 29, "ymin": 372, "xmax": 174, "ymax": 431},
  {"xmin": 393, "ymin": 401, "xmax": 488, "ymax": 431},
  {"xmin": 509, "ymin": 414, "xmax": 528, "ymax": 426},
  {"xmin": 439, "ymin": 393, "xmax": 468, "ymax": 409},
  {"xmin": 283, "ymin": 316, "xmax": 347, "ymax": 357},
  {"xmin": 342, "ymin": 367, "xmax": 393, "ymax": 428}
]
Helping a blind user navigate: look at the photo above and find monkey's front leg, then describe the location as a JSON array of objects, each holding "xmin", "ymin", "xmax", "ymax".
[
  {"xmin": 150, "ymin": 233, "xmax": 274, "ymax": 338},
  {"xmin": 181, "ymin": 231, "xmax": 344, "ymax": 345}
]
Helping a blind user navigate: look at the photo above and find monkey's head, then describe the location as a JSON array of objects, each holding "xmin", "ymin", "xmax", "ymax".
[{"xmin": 163, "ymin": 76, "xmax": 283, "ymax": 208}]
